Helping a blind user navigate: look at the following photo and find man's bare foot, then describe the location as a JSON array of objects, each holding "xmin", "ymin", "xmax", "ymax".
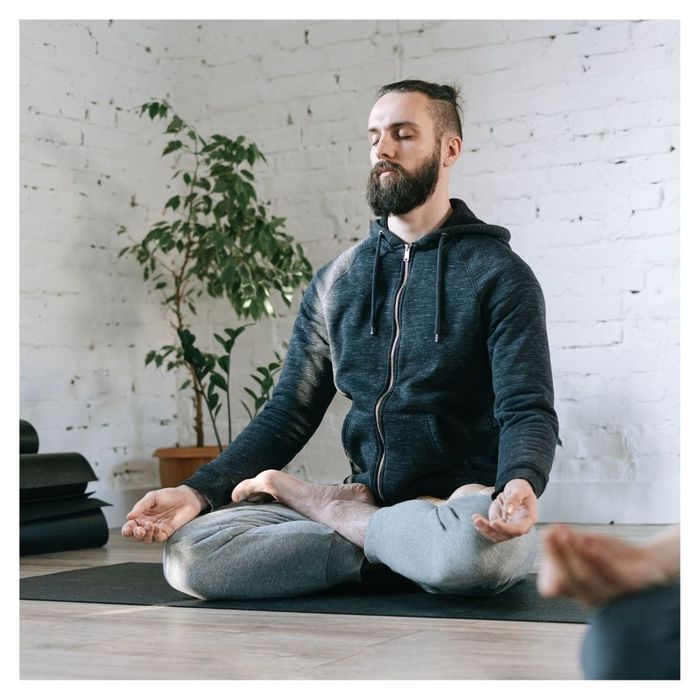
[
  {"xmin": 232, "ymin": 470, "xmax": 378, "ymax": 548},
  {"xmin": 417, "ymin": 484, "xmax": 494, "ymax": 506},
  {"xmin": 446, "ymin": 483, "xmax": 494, "ymax": 502},
  {"xmin": 232, "ymin": 469, "xmax": 376, "ymax": 507}
]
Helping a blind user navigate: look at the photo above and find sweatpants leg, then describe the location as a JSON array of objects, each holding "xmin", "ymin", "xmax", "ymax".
[
  {"xmin": 163, "ymin": 501, "xmax": 366, "ymax": 599},
  {"xmin": 364, "ymin": 493, "xmax": 537, "ymax": 595},
  {"xmin": 581, "ymin": 580, "xmax": 680, "ymax": 680}
]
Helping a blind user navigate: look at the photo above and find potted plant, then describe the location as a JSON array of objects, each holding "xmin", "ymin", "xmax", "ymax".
[{"xmin": 118, "ymin": 100, "xmax": 312, "ymax": 486}]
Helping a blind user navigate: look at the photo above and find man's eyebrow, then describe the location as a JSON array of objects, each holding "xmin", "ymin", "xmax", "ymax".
[{"xmin": 367, "ymin": 121, "xmax": 421, "ymax": 133}]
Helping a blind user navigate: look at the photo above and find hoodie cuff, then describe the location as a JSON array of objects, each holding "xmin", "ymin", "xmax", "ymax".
[{"xmin": 182, "ymin": 471, "xmax": 227, "ymax": 512}]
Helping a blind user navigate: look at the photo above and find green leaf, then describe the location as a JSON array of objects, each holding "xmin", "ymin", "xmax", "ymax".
[
  {"xmin": 145, "ymin": 350, "xmax": 156, "ymax": 366},
  {"xmin": 148, "ymin": 102, "xmax": 160, "ymax": 120},
  {"xmin": 217, "ymin": 356, "xmax": 230, "ymax": 373},
  {"xmin": 210, "ymin": 372, "xmax": 228, "ymax": 391},
  {"xmin": 165, "ymin": 195, "xmax": 181, "ymax": 210},
  {"xmin": 162, "ymin": 140, "xmax": 183, "ymax": 156},
  {"xmin": 224, "ymin": 326, "xmax": 247, "ymax": 343},
  {"xmin": 166, "ymin": 115, "xmax": 184, "ymax": 133}
]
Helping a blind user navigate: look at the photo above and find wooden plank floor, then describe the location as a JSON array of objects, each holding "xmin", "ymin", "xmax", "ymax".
[{"xmin": 19, "ymin": 523, "xmax": 667, "ymax": 680}]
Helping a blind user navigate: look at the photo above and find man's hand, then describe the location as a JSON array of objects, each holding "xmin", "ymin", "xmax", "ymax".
[
  {"xmin": 121, "ymin": 485, "xmax": 207, "ymax": 544},
  {"xmin": 537, "ymin": 523, "xmax": 678, "ymax": 606},
  {"xmin": 471, "ymin": 478, "xmax": 538, "ymax": 542}
]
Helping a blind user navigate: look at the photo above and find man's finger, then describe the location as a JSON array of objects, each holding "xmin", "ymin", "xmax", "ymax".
[
  {"xmin": 487, "ymin": 515, "xmax": 533, "ymax": 537},
  {"xmin": 472, "ymin": 515, "xmax": 511, "ymax": 542},
  {"xmin": 502, "ymin": 500, "xmax": 517, "ymax": 519},
  {"xmin": 153, "ymin": 525, "xmax": 171, "ymax": 543},
  {"xmin": 125, "ymin": 491, "xmax": 157, "ymax": 521}
]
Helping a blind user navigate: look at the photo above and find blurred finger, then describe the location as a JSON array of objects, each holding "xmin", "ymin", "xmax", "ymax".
[
  {"xmin": 578, "ymin": 536, "xmax": 642, "ymax": 589},
  {"xmin": 550, "ymin": 530, "xmax": 617, "ymax": 604}
]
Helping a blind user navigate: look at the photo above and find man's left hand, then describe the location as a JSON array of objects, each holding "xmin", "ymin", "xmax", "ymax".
[{"xmin": 472, "ymin": 478, "xmax": 537, "ymax": 542}]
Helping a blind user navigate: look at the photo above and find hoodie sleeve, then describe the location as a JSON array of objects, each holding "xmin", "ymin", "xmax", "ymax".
[
  {"xmin": 182, "ymin": 274, "xmax": 337, "ymax": 510},
  {"xmin": 480, "ymin": 254, "xmax": 559, "ymax": 498}
]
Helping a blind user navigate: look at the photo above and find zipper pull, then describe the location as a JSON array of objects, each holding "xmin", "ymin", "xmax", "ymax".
[{"xmin": 403, "ymin": 243, "xmax": 411, "ymax": 263}]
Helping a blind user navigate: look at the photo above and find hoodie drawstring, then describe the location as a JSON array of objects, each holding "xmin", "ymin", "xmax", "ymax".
[
  {"xmin": 369, "ymin": 230, "xmax": 384, "ymax": 335},
  {"xmin": 434, "ymin": 232, "xmax": 447, "ymax": 343}
]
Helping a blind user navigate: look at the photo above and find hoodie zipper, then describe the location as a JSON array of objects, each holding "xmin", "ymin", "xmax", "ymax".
[{"xmin": 374, "ymin": 242, "xmax": 413, "ymax": 502}]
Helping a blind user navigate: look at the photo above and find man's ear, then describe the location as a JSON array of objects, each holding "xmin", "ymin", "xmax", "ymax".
[{"xmin": 443, "ymin": 135, "xmax": 462, "ymax": 167}]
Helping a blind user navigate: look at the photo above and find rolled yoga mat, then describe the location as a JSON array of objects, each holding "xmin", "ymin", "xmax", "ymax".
[
  {"xmin": 20, "ymin": 509, "xmax": 109, "ymax": 556},
  {"xmin": 19, "ymin": 419, "xmax": 39, "ymax": 454},
  {"xmin": 19, "ymin": 562, "xmax": 588, "ymax": 623}
]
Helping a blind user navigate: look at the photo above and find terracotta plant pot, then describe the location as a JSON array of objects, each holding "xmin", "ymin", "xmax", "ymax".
[{"xmin": 153, "ymin": 446, "xmax": 222, "ymax": 488}]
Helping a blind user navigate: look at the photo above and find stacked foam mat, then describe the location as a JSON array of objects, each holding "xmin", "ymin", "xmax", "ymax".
[{"xmin": 20, "ymin": 419, "xmax": 110, "ymax": 555}]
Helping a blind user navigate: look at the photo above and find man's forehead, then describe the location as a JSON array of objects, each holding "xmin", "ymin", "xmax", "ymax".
[{"xmin": 367, "ymin": 91, "xmax": 432, "ymax": 129}]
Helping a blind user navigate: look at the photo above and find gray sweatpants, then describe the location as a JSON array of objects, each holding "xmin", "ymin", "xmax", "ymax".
[{"xmin": 163, "ymin": 493, "xmax": 537, "ymax": 600}]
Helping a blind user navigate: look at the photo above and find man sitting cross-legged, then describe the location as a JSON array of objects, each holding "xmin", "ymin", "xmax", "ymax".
[
  {"xmin": 123, "ymin": 80, "xmax": 559, "ymax": 602},
  {"xmin": 131, "ymin": 472, "xmax": 538, "ymax": 600}
]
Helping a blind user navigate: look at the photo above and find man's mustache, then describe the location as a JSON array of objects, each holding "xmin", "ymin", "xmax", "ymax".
[{"xmin": 371, "ymin": 160, "xmax": 405, "ymax": 178}]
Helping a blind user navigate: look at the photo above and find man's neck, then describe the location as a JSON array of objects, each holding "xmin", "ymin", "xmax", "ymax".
[{"xmin": 387, "ymin": 195, "xmax": 453, "ymax": 244}]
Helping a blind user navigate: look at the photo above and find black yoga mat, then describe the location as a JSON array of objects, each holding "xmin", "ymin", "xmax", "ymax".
[
  {"xmin": 20, "ymin": 509, "xmax": 109, "ymax": 556},
  {"xmin": 19, "ymin": 562, "xmax": 588, "ymax": 623},
  {"xmin": 20, "ymin": 419, "xmax": 39, "ymax": 454},
  {"xmin": 20, "ymin": 495, "xmax": 110, "ymax": 523},
  {"xmin": 20, "ymin": 452, "xmax": 97, "ymax": 501}
]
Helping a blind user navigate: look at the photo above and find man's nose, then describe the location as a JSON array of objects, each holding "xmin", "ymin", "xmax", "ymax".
[{"xmin": 374, "ymin": 133, "xmax": 396, "ymax": 160}]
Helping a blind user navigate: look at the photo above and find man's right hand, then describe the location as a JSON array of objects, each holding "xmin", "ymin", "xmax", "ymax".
[{"xmin": 121, "ymin": 485, "xmax": 208, "ymax": 544}]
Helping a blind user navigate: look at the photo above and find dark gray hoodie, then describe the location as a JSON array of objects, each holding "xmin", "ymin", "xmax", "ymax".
[{"xmin": 184, "ymin": 198, "xmax": 559, "ymax": 509}]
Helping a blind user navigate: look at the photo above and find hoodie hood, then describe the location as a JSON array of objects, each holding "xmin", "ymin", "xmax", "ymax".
[
  {"xmin": 367, "ymin": 199, "xmax": 511, "ymax": 342},
  {"xmin": 369, "ymin": 198, "xmax": 512, "ymax": 249}
]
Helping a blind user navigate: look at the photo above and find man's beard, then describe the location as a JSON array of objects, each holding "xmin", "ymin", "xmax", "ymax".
[{"xmin": 366, "ymin": 143, "xmax": 442, "ymax": 218}]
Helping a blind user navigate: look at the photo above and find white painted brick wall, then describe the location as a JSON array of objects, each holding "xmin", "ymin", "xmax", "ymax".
[{"xmin": 20, "ymin": 19, "xmax": 679, "ymax": 525}]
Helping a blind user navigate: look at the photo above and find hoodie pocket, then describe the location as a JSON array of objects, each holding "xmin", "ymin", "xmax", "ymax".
[
  {"xmin": 381, "ymin": 413, "xmax": 454, "ymax": 486},
  {"xmin": 426, "ymin": 413, "xmax": 499, "ymax": 478},
  {"xmin": 341, "ymin": 407, "xmax": 378, "ymax": 474},
  {"xmin": 379, "ymin": 412, "xmax": 499, "ymax": 501}
]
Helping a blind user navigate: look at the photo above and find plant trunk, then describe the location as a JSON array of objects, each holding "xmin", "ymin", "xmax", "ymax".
[
  {"xmin": 194, "ymin": 391, "xmax": 204, "ymax": 447},
  {"xmin": 189, "ymin": 364, "xmax": 205, "ymax": 447}
]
